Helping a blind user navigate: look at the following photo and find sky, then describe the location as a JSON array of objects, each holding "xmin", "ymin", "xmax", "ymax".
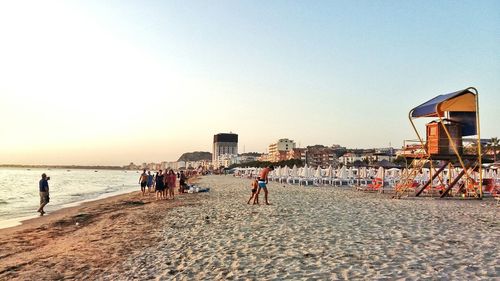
[{"xmin": 0, "ymin": 0, "xmax": 499, "ymax": 166}]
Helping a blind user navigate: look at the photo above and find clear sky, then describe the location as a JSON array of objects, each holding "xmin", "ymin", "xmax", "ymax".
[{"xmin": 0, "ymin": 0, "xmax": 499, "ymax": 166}]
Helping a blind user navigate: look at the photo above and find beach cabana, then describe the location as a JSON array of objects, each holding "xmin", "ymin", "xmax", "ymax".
[{"xmin": 397, "ymin": 87, "xmax": 483, "ymax": 198}]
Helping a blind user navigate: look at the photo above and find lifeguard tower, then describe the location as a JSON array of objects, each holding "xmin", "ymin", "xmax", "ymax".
[{"xmin": 396, "ymin": 87, "xmax": 483, "ymax": 198}]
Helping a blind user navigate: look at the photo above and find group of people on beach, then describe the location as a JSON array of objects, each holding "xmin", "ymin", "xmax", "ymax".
[
  {"xmin": 247, "ymin": 165, "xmax": 274, "ymax": 205},
  {"xmin": 139, "ymin": 169, "xmax": 188, "ymax": 200},
  {"xmin": 35, "ymin": 169, "xmax": 191, "ymax": 216}
]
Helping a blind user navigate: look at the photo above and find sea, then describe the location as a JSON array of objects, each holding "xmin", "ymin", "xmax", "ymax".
[{"xmin": 0, "ymin": 167, "xmax": 140, "ymax": 228}]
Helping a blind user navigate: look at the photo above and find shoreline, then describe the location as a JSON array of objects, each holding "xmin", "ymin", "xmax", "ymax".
[
  {"xmin": 0, "ymin": 184, "xmax": 203, "ymax": 280},
  {"xmin": 0, "ymin": 186, "xmax": 140, "ymax": 230},
  {"xmin": 1, "ymin": 175, "xmax": 498, "ymax": 280}
]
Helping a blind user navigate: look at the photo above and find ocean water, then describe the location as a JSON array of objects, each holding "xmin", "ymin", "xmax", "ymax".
[{"xmin": 0, "ymin": 168, "xmax": 140, "ymax": 228}]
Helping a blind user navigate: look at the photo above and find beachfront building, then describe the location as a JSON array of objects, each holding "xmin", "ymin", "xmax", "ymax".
[
  {"xmin": 287, "ymin": 148, "xmax": 307, "ymax": 162},
  {"xmin": 212, "ymin": 133, "xmax": 238, "ymax": 168},
  {"xmin": 214, "ymin": 154, "xmax": 238, "ymax": 168},
  {"xmin": 238, "ymin": 153, "xmax": 262, "ymax": 164},
  {"xmin": 268, "ymin": 138, "xmax": 296, "ymax": 162},
  {"xmin": 185, "ymin": 160, "xmax": 211, "ymax": 170},
  {"xmin": 373, "ymin": 152, "xmax": 392, "ymax": 162},
  {"xmin": 258, "ymin": 154, "xmax": 270, "ymax": 162},
  {"xmin": 338, "ymin": 153, "xmax": 366, "ymax": 166},
  {"xmin": 304, "ymin": 145, "xmax": 338, "ymax": 167}
]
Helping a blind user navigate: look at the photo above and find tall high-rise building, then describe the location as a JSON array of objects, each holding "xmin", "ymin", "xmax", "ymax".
[{"xmin": 212, "ymin": 133, "xmax": 238, "ymax": 167}]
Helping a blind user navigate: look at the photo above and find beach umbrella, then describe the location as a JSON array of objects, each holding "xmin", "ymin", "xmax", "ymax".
[
  {"xmin": 375, "ymin": 167, "xmax": 385, "ymax": 180},
  {"xmin": 387, "ymin": 168, "xmax": 400, "ymax": 176},
  {"xmin": 359, "ymin": 167, "xmax": 367, "ymax": 179},
  {"xmin": 300, "ymin": 164, "xmax": 310, "ymax": 178},
  {"xmin": 325, "ymin": 165, "xmax": 334, "ymax": 178},
  {"xmin": 347, "ymin": 167, "xmax": 354, "ymax": 179},
  {"xmin": 368, "ymin": 167, "xmax": 376, "ymax": 177},
  {"xmin": 337, "ymin": 166, "xmax": 348, "ymax": 179},
  {"xmin": 275, "ymin": 166, "xmax": 281, "ymax": 177},
  {"xmin": 291, "ymin": 165, "xmax": 298, "ymax": 177},
  {"xmin": 282, "ymin": 165, "xmax": 290, "ymax": 177},
  {"xmin": 255, "ymin": 168, "xmax": 262, "ymax": 178},
  {"xmin": 314, "ymin": 166, "xmax": 322, "ymax": 178}
]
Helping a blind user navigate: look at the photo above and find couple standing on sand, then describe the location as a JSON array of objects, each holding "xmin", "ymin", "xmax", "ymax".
[{"xmin": 247, "ymin": 165, "xmax": 274, "ymax": 205}]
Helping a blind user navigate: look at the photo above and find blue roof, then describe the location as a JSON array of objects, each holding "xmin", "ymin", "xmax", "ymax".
[{"xmin": 410, "ymin": 88, "xmax": 474, "ymax": 118}]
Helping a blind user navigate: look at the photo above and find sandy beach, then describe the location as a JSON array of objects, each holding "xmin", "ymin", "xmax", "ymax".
[{"xmin": 1, "ymin": 175, "xmax": 498, "ymax": 280}]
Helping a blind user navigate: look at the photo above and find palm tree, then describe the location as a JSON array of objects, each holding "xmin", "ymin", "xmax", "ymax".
[{"xmin": 488, "ymin": 137, "xmax": 499, "ymax": 162}]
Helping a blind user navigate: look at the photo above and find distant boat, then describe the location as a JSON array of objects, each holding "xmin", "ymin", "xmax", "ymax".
[
  {"xmin": 67, "ymin": 170, "xmax": 71, "ymax": 172},
  {"xmin": 27, "ymin": 169, "xmax": 31, "ymax": 171},
  {"xmin": 94, "ymin": 170, "xmax": 98, "ymax": 172}
]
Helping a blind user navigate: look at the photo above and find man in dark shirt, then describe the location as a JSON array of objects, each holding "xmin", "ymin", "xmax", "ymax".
[
  {"xmin": 179, "ymin": 170, "xmax": 187, "ymax": 193},
  {"xmin": 37, "ymin": 173, "xmax": 50, "ymax": 215}
]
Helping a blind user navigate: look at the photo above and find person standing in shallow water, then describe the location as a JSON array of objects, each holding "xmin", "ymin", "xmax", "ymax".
[{"xmin": 37, "ymin": 173, "xmax": 50, "ymax": 215}]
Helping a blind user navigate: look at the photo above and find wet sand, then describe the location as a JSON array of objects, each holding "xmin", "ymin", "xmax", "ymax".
[
  {"xmin": 0, "ymin": 189, "xmax": 201, "ymax": 280},
  {"xmin": 1, "ymin": 175, "xmax": 498, "ymax": 280}
]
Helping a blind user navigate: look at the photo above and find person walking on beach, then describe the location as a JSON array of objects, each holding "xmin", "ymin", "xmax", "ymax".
[
  {"xmin": 155, "ymin": 170, "xmax": 165, "ymax": 200},
  {"xmin": 147, "ymin": 171, "xmax": 154, "ymax": 195},
  {"xmin": 162, "ymin": 170, "xmax": 169, "ymax": 200},
  {"xmin": 247, "ymin": 178, "xmax": 259, "ymax": 204},
  {"xmin": 37, "ymin": 173, "xmax": 50, "ymax": 216},
  {"xmin": 167, "ymin": 169, "xmax": 176, "ymax": 200},
  {"xmin": 253, "ymin": 165, "xmax": 274, "ymax": 205},
  {"xmin": 139, "ymin": 169, "xmax": 148, "ymax": 196},
  {"xmin": 179, "ymin": 170, "xmax": 187, "ymax": 193}
]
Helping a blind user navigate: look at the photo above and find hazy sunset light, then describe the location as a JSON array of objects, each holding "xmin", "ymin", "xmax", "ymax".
[{"xmin": 1, "ymin": 0, "xmax": 498, "ymax": 165}]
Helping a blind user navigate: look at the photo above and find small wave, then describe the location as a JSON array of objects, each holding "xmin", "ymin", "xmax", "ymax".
[{"xmin": 0, "ymin": 200, "xmax": 8, "ymax": 205}]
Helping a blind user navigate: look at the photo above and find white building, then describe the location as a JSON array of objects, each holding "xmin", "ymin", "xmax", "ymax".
[
  {"xmin": 268, "ymin": 138, "xmax": 296, "ymax": 155},
  {"xmin": 214, "ymin": 154, "xmax": 239, "ymax": 168},
  {"xmin": 213, "ymin": 133, "xmax": 238, "ymax": 168},
  {"xmin": 338, "ymin": 153, "xmax": 365, "ymax": 165}
]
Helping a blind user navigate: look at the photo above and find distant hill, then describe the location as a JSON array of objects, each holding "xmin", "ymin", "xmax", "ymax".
[{"xmin": 177, "ymin": 151, "xmax": 212, "ymax": 162}]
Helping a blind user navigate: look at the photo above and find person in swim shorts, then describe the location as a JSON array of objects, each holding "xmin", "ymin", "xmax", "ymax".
[
  {"xmin": 253, "ymin": 165, "xmax": 274, "ymax": 205},
  {"xmin": 139, "ymin": 169, "xmax": 148, "ymax": 196},
  {"xmin": 247, "ymin": 179, "xmax": 259, "ymax": 204}
]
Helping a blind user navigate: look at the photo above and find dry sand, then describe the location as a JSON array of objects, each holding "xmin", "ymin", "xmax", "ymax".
[
  {"xmin": 103, "ymin": 175, "xmax": 499, "ymax": 280},
  {"xmin": 1, "ymin": 175, "xmax": 498, "ymax": 280}
]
